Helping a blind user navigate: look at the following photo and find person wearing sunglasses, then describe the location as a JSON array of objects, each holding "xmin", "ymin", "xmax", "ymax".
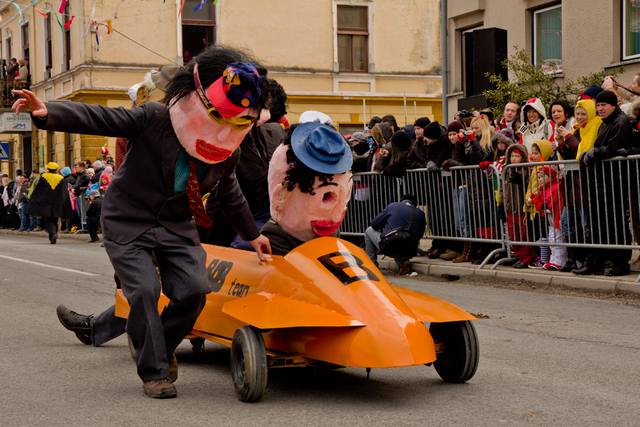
[{"xmin": 12, "ymin": 46, "xmax": 272, "ymax": 399}]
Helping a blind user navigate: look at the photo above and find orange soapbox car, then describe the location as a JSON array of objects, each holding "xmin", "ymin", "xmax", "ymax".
[{"xmin": 115, "ymin": 237, "xmax": 479, "ymax": 402}]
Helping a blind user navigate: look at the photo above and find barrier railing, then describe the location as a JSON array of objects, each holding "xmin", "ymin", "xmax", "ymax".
[{"xmin": 342, "ymin": 156, "xmax": 640, "ymax": 281}]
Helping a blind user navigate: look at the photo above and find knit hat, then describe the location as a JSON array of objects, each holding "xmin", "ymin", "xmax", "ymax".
[
  {"xmin": 401, "ymin": 193, "xmax": 418, "ymax": 206},
  {"xmin": 93, "ymin": 160, "xmax": 103, "ymax": 169},
  {"xmin": 402, "ymin": 124, "xmax": 416, "ymax": 140},
  {"xmin": 492, "ymin": 128, "xmax": 517, "ymax": 145},
  {"xmin": 423, "ymin": 121, "xmax": 442, "ymax": 140},
  {"xmin": 538, "ymin": 165, "xmax": 558, "ymax": 179},
  {"xmin": 87, "ymin": 168, "xmax": 95, "ymax": 175},
  {"xmin": 579, "ymin": 85, "xmax": 604, "ymax": 101},
  {"xmin": 90, "ymin": 190, "xmax": 101, "ymax": 198},
  {"xmin": 60, "ymin": 167, "xmax": 71, "ymax": 177},
  {"xmin": 447, "ymin": 121, "xmax": 464, "ymax": 134},
  {"xmin": 414, "ymin": 117, "xmax": 431, "ymax": 129},
  {"xmin": 391, "ymin": 130, "xmax": 412, "ymax": 151},
  {"xmin": 46, "ymin": 162, "xmax": 58, "ymax": 171},
  {"xmin": 104, "ymin": 166, "xmax": 113, "ymax": 175},
  {"xmin": 595, "ymin": 90, "xmax": 618, "ymax": 107},
  {"xmin": 368, "ymin": 116, "xmax": 382, "ymax": 129}
]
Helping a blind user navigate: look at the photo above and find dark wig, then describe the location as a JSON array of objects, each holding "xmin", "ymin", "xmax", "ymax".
[
  {"xmin": 548, "ymin": 99, "xmax": 574, "ymax": 122},
  {"xmin": 268, "ymin": 78, "xmax": 288, "ymax": 123},
  {"xmin": 163, "ymin": 45, "xmax": 269, "ymax": 112},
  {"xmin": 281, "ymin": 123, "xmax": 336, "ymax": 195}
]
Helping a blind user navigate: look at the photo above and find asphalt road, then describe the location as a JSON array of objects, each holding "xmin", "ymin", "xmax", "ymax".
[{"xmin": 1, "ymin": 234, "xmax": 639, "ymax": 426}]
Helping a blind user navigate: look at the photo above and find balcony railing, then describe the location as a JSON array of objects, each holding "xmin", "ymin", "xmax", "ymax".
[{"xmin": 1, "ymin": 81, "xmax": 30, "ymax": 108}]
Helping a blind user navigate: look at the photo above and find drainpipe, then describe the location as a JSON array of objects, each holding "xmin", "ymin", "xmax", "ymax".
[{"xmin": 441, "ymin": 0, "xmax": 448, "ymax": 123}]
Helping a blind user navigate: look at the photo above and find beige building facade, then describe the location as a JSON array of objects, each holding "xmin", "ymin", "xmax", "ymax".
[
  {"xmin": 445, "ymin": 0, "xmax": 640, "ymax": 123},
  {"xmin": 1, "ymin": 0, "xmax": 443, "ymax": 176}
]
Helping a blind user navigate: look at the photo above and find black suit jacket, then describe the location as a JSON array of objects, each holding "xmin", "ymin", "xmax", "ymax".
[{"xmin": 34, "ymin": 101, "xmax": 258, "ymax": 245}]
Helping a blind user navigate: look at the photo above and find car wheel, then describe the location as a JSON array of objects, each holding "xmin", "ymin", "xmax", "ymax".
[
  {"xmin": 429, "ymin": 320, "xmax": 479, "ymax": 383},
  {"xmin": 230, "ymin": 326, "xmax": 268, "ymax": 402}
]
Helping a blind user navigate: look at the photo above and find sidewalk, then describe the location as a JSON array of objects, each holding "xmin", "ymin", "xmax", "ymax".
[
  {"xmin": 4, "ymin": 228, "xmax": 640, "ymax": 297},
  {"xmin": 378, "ymin": 254, "xmax": 640, "ymax": 297},
  {"xmin": 0, "ymin": 228, "xmax": 99, "ymax": 243}
]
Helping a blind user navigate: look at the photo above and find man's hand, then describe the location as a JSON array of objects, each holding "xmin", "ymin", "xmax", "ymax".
[
  {"xmin": 426, "ymin": 161, "xmax": 438, "ymax": 172},
  {"xmin": 579, "ymin": 149, "xmax": 596, "ymax": 167},
  {"xmin": 250, "ymin": 234, "xmax": 272, "ymax": 260},
  {"xmin": 11, "ymin": 89, "xmax": 48, "ymax": 116}
]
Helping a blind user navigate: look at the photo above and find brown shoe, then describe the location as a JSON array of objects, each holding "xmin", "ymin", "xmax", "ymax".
[
  {"xmin": 142, "ymin": 378, "xmax": 177, "ymax": 399},
  {"xmin": 440, "ymin": 250, "xmax": 461, "ymax": 260},
  {"xmin": 427, "ymin": 249, "xmax": 441, "ymax": 259},
  {"xmin": 452, "ymin": 242, "xmax": 471, "ymax": 263},
  {"xmin": 168, "ymin": 354, "xmax": 178, "ymax": 383}
]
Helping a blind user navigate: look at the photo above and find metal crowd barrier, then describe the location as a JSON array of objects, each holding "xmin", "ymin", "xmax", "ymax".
[
  {"xmin": 74, "ymin": 186, "xmax": 89, "ymax": 234},
  {"xmin": 342, "ymin": 156, "xmax": 640, "ymax": 281}
]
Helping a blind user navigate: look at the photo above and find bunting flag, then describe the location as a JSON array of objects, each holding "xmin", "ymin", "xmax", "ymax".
[
  {"xmin": 178, "ymin": 0, "xmax": 185, "ymax": 16},
  {"xmin": 106, "ymin": 19, "xmax": 112, "ymax": 34},
  {"xmin": 54, "ymin": 12, "xmax": 64, "ymax": 32},
  {"xmin": 82, "ymin": 18, "xmax": 92, "ymax": 39},
  {"xmin": 114, "ymin": 0, "xmax": 126, "ymax": 19},
  {"xmin": 93, "ymin": 19, "xmax": 100, "ymax": 51},
  {"xmin": 58, "ymin": 0, "xmax": 66, "ymax": 13},
  {"xmin": 63, "ymin": 15, "xmax": 75, "ymax": 29},
  {"xmin": 35, "ymin": 8, "xmax": 49, "ymax": 18},
  {"xmin": 193, "ymin": 0, "xmax": 207, "ymax": 12},
  {"xmin": 12, "ymin": 3, "xmax": 23, "ymax": 25}
]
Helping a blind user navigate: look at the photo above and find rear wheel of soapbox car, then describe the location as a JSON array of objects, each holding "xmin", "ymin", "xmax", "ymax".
[
  {"xmin": 429, "ymin": 320, "xmax": 479, "ymax": 383},
  {"xmin": 230, "ymin": 325, "xmax": 268, "ymax": 402}
]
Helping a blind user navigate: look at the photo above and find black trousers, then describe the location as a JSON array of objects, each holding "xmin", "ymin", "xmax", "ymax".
[
  {"xmin": 45, "ymin": 217, "xmax": 58, "ymax": 240},
  {"xmin": 90, "ymin": 304, "xmax": 127, "ymax": 347},
  {"xmin": 584, "ymin": 190, "xmax": 632, "ymax": 270},
  {"xmin": 103, "ymin": 226, "xmax": 209, "ymax": 381},
  {"xmin": 86, "ymin": 216, "xmax": 100, "ymax": 241}
]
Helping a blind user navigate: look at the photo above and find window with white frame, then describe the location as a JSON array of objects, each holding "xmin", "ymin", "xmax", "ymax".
[
  {"xmin": 533, "ymin": 5, "xmax": 562, "ymax": 72},
  {"xmin": 623, "ymin": 0, "xmax": 640, "ymax": 60}
]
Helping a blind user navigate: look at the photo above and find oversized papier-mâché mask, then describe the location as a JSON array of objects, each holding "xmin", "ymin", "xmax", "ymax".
[
  {"xmin": 169, "ymin": 62, "xmax": 262, "ymax": 163},
  {"xmin": 268, "ymin": 122, "xmax": 354, "ymax": 242}
]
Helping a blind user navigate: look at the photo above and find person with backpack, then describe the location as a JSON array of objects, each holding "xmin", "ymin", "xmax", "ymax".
[{"xmin": 364, "ymin": 194, "xmax": 426, "ymax": 275}]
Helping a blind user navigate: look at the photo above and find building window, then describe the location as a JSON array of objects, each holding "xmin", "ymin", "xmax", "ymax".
[
  {"xmin": 337, "ymin": 6, "xmax": 368, "ymax": 72},
  {"xmin": 45, "ymin": 14, "xmax": 53, "ymax": 77},
  {"xmin": 181, "ymin": 0, "xmax": 215, "ymax": 65},
  {"xmin": 63, "ymin": 2, "xmax": 71, "ymax": 71},
  {"xmin": 21, "ymin": 23, "xmax": 29, "ymax": 62},
  {"xmin": 623, "ymin": 0, "xmax": 640, "ymax": 60},
  {"xmin": 6, "ymin": 37, "xmax": 11, "ymax": 62},
  {"xmin": 48, "ymin": 132, "xmax": 55, "ymax": 163},
  {"xmin": 533, "ymin": 5, "xmax": 562, "ymax": 72}
]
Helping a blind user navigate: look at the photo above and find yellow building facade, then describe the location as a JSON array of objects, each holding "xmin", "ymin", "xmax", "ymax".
[{"xmin": 0, "ymin": 0, "xmax": 442, "ymax": 175}]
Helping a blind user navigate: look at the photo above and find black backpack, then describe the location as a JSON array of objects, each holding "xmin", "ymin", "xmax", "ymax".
[{"xmin": 378, "ymin": 206, "xmax": 417, "ymax": 259}]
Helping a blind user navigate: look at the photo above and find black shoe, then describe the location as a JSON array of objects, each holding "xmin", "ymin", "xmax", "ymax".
[
  {"xmin": 514, "ymin": 261, "xmax": 529, "ymax": 269},
  {"xmin": 605, "ymin": 266, "xmax": 631, "ymax": 277},
  {"xmin": 50, "ymin": 234, "xmax": 57, "ymax": 244},
  {"xmin": 56, "ymin": 305, "xmax": 93, "ymax": 345},
  {"xmin": 561, "ymin": 260, "xmax": 577, "ymax": 272},
  {"xmin": 572, "ymin": 266, "xmax": 594, "ymax": 275}
]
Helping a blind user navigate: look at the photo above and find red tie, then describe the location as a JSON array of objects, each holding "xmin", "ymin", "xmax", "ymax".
[{"xmin": 187, "ymin": 160, "xmax": 213, "ymax": 228}]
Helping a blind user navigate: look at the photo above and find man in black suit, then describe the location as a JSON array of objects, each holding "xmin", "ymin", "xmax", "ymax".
[{"xmin": 12, "ymin": 47, "xmax": 271, "ymax": 399}]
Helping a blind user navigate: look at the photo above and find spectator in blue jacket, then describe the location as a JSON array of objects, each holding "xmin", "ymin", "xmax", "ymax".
[{"xmin": 364, "ymin": 194, "xmax": 426, "ymax": 274}]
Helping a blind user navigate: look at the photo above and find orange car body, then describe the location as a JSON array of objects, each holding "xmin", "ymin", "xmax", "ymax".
[{"xmin": 115, "ymin": 237, "xmax": 475, "ymax": 368}]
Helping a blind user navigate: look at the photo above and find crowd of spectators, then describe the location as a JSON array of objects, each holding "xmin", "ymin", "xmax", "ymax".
[
  {"xmin": 0, "ymin": 153, "xmax": 115, "ymax": 243},
  {"xmin": 344, "ymin": 74, "xmax": 640, "ymax": 277}
]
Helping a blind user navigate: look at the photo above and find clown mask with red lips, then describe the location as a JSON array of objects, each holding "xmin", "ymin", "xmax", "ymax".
[
  {"xmin": 169, "ymin": 62, "xmax": 262, "ymax": 164},
  {"xmin": 268, "ymin": 122, "xmax": 353, "ymax": 242}
]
